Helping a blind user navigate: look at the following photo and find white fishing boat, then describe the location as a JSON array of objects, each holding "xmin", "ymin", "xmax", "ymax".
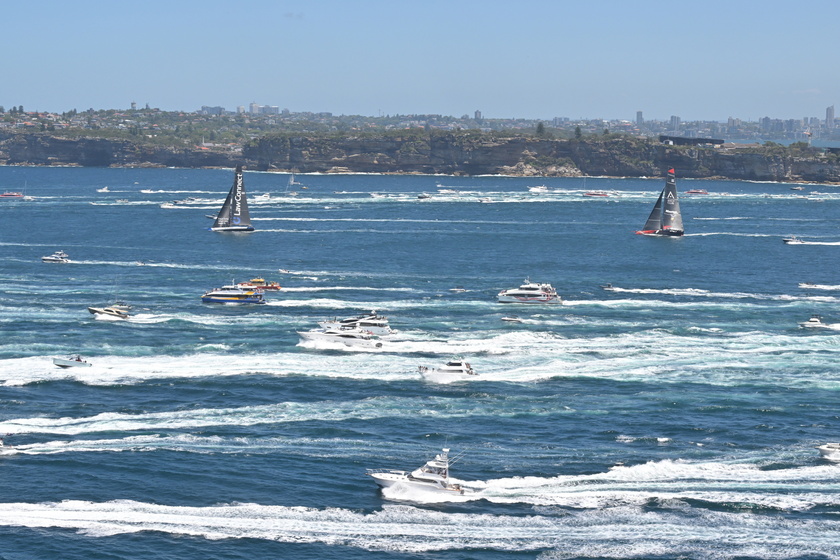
[
  {"xmin": 367, "ymin": 448, "xmax": 466, "ymax": 495},
  {"xmin": 41, "ymin": 250, "xmax": 70, "ymax": 263},
  {"xmin": 53, "ymin": 355, "xmax": 92, "ymax": 368},
  {"xmin": 298, "ymin": 327, "xmax": 383, "ymax": 349},
  {"xmin": 799, "ymin": 314, "xmax": 828, "ymax": 328},
  {"xmin": 318, "ymin": 311, "xmax": 393, "ymax": 335},
  {"xmin": 209, "ymin": 165, "xmax": 254, "ymax": 232},
  {"xmin": 635, "ymin": 169, "xmax": 684, "ymax": 236},
  {"xmin": 498, "ymin": 279, "xmax": 561, "ymax": 304},
  {"xmin": 817, "ymin": 443, "xmax": 840, "ymax": 461}
]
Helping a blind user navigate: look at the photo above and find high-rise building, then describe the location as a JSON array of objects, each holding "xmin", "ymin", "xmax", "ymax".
[
  {"xmin": 669, "ymin": 115, "xmax": 681, "ymax": 132},
  {"xmin": 636, "ymin": 111, "xmax": 643, "ymax": 126},
  {"xmin": 826, "ymin": 105, "xmax": 835, "ymax": 129}
]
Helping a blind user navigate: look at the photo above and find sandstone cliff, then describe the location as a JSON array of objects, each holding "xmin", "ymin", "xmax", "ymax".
[{"xmin": 2, "ymin": 131, "xmax": 840, "ymax": 183}]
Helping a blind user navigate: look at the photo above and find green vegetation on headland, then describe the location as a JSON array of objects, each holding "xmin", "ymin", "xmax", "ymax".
[{"xmin": 2, "ymin": 107, "xmax": 840, "ymax": 182}]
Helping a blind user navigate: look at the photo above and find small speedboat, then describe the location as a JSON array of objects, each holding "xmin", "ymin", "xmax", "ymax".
[
  {"xmin": 817, "ymin": 443, "xmax": 840, "ymax": 461},
  {"xmin": 600, "ymin": 283, "xmax": 616, "ymax": 291},
  {"xmin": 685, "ymin": 189, "xmax": 709, "ymax": 194},
  {"xmin": 367, "ymin": 448, "xmax": 466, "ymax": 496},
  {"xmin": 236, "ymin": 278, "xmax": 281, "ymax": 291},
  {"xmin": 318, "ymin": 311, "xmax": 393, "ymax": 335},
  {"xmin": 498, "ymin": 278, "xmax": 561, "ymax": 304},
  {"xmin": 1, "ymin": 191, "xmax": 24, "ymax": 198},
  {"xmin": 53, "ymin": 355, "xmax": 92, "ymax": 368},
  {"xmin": 419, "ymin": 359, "xmax": 475, "ymax": 377},
  {"xmin": 783, "ymin": 236, "xmax": 805, "ymax": 244},
  {"xmin": 202, "ymin": 284, "xmax": 266, "ymax": 304},
  {"xmin": 42, "ymin": 250, "xmax": 70, "ymax": 263},
  {"xmin": 799, "ymin": 314, "xmax": 828, "ymax": 328},
  {"xmin": 501, "ymin": 316, "xmax": 523, "ymax": 323},
  {"xmin": 584, "ymin": 191, "xmax": 608, "ymax": 197},
  {"xmin": 298, "ymin": 327, "xmax": 383, "ymax": 349},
  {"xmin": 88, "ymin": 303, "xmax": 131, "ymax": 319}
]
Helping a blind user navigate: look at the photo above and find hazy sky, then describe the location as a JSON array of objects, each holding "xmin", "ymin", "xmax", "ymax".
[{"xmin": 4, "ymin": 0, "xmax": 838, "ymax": 122}]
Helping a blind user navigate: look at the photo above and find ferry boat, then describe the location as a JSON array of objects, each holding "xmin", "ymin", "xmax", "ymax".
[
  {"xmin": 201, "ymin": 284, "xmax": 266, "ymax": 304},
  {"xmin": 498, "ymin": 279, "xmax": 561, "ymax": 304}
]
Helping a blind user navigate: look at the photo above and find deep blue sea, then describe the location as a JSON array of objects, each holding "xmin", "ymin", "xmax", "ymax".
[{"xmin": 1, "ymin": 166, "xmax": 840, "ymax": 559}]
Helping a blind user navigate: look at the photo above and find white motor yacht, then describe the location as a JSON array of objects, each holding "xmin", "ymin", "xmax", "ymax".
[
  {"xmin": 498, "ymin": 278, "xmax": 561, "ymax": 304},
  {"xmin": 817, "ymin": 443, "xmax": 840, "ymax": 461},
  {"xmin": 88, "ymin": 303, "xmax": 131, "ymax": 319},
  {"xmin": 53, "ymin": 355, "xmax": 92, "ymax": 368},
  {"xmin": 298, "ymin": 327, "xmax": 383, "ymax": 349},
  {"xmin": 419, "ymin": 359, "xmax": 477, "ymax": 383},
  {"xmin": 367, "ymin": 448, "xmax": 466, "ymax": 495},
  {"xmin": 318, "ymin": 311, "xmax": 393, "ymax": 335},
  {"xmin": 783, "ymin": 236, "xmax": 805, "ymax": 244},
  {"xmin": 42, "ymin": 250, "xmax": 70, "ymax": 263},
  {"xmin": 800, "ymin": 314, "xmax": 828, "ymax": 328}
]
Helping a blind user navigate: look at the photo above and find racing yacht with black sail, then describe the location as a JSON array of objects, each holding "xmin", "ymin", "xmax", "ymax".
[
  {"xmin": 210, "ymin": 165, "xmax": 254, "ymax": 232},
  {"xmin": 635, "ymin": 168, "xmax": 684, "ymax": 236}
]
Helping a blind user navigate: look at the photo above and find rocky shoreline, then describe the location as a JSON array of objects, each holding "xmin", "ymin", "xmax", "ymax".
[{"xmin": 2, "ymin": 131, "xmax": 840, "ymax": 183}]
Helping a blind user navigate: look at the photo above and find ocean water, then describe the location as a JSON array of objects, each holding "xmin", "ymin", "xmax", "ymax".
[{"xmin": 1, "ymin": 166, "xmax": 839, "ymax": 559}]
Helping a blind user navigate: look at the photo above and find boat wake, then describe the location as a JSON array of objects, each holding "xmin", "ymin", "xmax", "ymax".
[{"xmin": 0, "ymin": 496, "xmax": 837, "ymax": 557}]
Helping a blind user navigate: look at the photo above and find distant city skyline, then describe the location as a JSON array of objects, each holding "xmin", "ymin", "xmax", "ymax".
[{"xmin": 4, "ymin": 0, "xmax": 839, "ymax": 122}]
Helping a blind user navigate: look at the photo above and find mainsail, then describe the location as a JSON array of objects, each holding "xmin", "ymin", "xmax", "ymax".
[
  {"xmin": 635, "ymin": 169, "xmax": 683, "ymax": 236},
  {"xmin": 211, "ymin": 165, "xmax": 254, "ymax": 232}
]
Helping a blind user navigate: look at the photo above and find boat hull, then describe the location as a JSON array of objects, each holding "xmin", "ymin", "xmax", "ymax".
[
  {"xmin": 209, "ymin": 226, "xmax": 255, "ymax": 232},
  {"xmin": 497, "ymin": 294, "xmax": 561, "ymax": 304},
  {"xmin": 817, "ymin": 443, "xmax": 840, "ymax": 461},
  {"xmin": 298, "ymin": 331, "xmax": 383, "ymax": 349},
  {"xmin": 367, "ymin": 472, "xmax": 465, "ymax": 495},
  {"xmin": 201, "ymin": 296, "xmax": 265, "ymax": 304},
  {"xmin": 635, "ymin": 229, "xmax": 684, "ymax": 237}
]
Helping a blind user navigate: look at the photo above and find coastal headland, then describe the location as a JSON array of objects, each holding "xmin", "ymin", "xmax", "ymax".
[{"xmin": 2, "ymin": 130, "xmax": 840, "ymax": 183}]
